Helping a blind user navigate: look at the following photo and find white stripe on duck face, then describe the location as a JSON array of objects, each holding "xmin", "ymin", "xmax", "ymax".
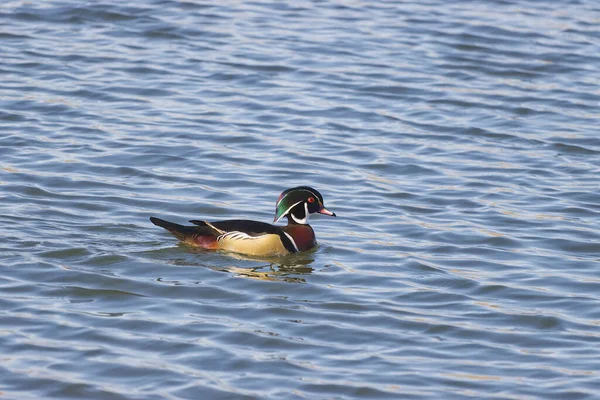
[
  {"xmin": 290, "ymin": 202, "xmax": 310, "ymax": 225},
  {"xmin": 274, "ymin": 200, "xmax": 303, "ymax": 224}
]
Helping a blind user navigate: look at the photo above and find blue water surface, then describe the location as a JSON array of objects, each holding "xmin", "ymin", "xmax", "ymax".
[{"xmin": 1, "ymin": 1, "xmax": 600, "ymax": 399}]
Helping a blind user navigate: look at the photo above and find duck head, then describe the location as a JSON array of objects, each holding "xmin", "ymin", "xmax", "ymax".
[{"xmin": 273, "ymin": 186, "xmax": 336, "ymax": 225}]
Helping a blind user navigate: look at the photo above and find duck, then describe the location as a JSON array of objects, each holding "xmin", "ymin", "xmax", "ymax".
[{"xmin": 150, "ymin": 186, "xmax": 336, "ymax": 256}]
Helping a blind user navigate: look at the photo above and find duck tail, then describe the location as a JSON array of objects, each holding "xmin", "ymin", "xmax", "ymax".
[{"xmin": 150, "ymin": 217, "xmax": 195, "ymax": 241}]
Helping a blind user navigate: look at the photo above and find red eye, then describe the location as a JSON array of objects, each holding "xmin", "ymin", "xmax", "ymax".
[{"xmin": 308, "ymin": 197, "xmax": 315, "ymax": 203}]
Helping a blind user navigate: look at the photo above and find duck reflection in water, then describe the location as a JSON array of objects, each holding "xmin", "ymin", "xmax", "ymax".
[{"xmin": 190, "ymin": 246, "xmax": 317, "ymax": 283}]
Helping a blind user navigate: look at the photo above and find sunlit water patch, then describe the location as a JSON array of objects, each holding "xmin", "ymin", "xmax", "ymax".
[{"xmin": 1, "ymin": 1, "xmax": 600, "ymax": 399}]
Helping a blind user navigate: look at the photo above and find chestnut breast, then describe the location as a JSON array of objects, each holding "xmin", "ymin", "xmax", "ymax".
[{"xmin": 283, "ymin": 224, "xmax": 317, "ymax": 252}]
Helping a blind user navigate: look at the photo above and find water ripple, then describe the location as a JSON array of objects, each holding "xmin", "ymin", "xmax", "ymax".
[{"xmin": 1, "ymin": 0, "xmax": 600, "ymax": 399}]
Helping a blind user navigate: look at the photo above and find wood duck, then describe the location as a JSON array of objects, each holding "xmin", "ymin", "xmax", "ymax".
[{"xmin": 150, "ymin": 186, "xmax": 336, "ymax": 256}]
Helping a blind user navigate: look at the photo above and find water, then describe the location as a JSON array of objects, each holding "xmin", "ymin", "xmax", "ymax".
[{"xmin": 2, "ymin": 1, "xmax": 600, "ymax": 398}]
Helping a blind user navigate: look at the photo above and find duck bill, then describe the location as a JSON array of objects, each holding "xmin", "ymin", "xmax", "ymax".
[{"xmin": 318, "ymin": 207, "xmax": 336, "ymax": 217}]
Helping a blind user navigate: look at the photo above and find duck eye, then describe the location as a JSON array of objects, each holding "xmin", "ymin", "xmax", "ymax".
[{"xmin": 308, "ymin": 197, "xmax": 315, "ymax": 203}]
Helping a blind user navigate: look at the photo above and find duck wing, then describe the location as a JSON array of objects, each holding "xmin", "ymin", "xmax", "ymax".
[{"xmin": 189, "ymin": 219, "xmax": 279, "ymax": 236}]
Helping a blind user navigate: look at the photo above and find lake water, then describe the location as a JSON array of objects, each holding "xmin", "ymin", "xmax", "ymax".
[{"xmin": 2, "ymin": 1, "xmax": 600, "ymax": 399}]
